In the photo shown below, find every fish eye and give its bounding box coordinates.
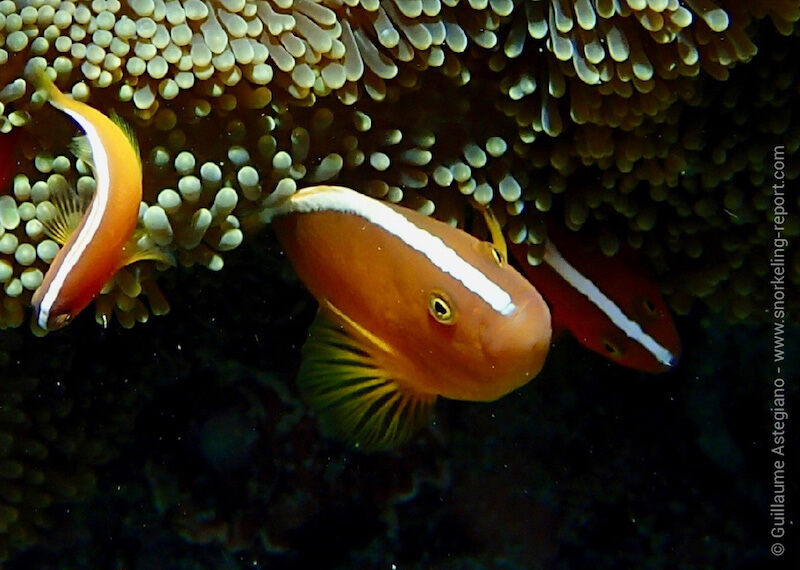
[601,338,623,359]
[490,246,504,266]
[428,291,456,325]
[642,297,657,316]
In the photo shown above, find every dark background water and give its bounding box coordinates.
[1,230,796,569]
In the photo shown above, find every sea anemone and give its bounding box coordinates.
[0,1,797,330]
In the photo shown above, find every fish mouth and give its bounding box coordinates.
[660,348,680,370]
[468,295,552,401]
[480,295,552,364]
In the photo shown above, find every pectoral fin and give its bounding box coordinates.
[297,305,436,452]
[119,229,175,268]
[39,184,86,245]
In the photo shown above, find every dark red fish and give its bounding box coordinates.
[510,224,681,373]
[0,128,21,193]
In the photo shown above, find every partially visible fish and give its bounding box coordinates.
[265,185,552,450]
[28,67,144,330]
[0,128,21,192]
[510,224,681,373]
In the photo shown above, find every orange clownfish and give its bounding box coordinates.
[264,185,552,450]
[28,68,144,331]
[509,225,680,373]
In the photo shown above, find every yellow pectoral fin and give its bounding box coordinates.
[119,229,175,268]
[297,305,437,452]
[40,185,85,245]
[323,300,397,358]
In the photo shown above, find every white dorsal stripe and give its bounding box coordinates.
[267,186,517,316]
[542,240,675,367]
[37,103,111,329]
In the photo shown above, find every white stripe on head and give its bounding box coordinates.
[543,240,675,367]
[270,186,517,316]
[37,104,111,329]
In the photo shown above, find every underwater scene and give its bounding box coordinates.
[0,0,798,568]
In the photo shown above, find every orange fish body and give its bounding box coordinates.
[29,69,142,330]
[510,224,680,373]
[267,185,552,449]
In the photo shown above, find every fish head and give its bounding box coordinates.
[509,226,682,374]
[583,290,681,373]
[474,289,553,397]
[31,286,78,331]
[411,248,552,402]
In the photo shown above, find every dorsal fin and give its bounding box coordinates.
[473,200,508,263]
[297,304,436,451]
[109,110,141,167]
[68,113,141,169]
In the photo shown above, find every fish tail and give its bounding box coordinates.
[26,62,67,108]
